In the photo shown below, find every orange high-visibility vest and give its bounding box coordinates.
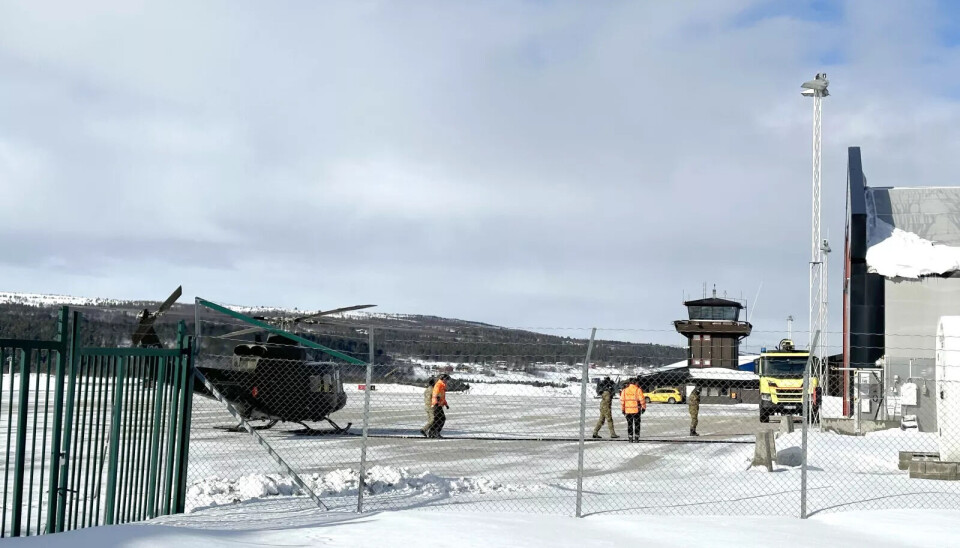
[621,385,645,414]
[432,379,447,406]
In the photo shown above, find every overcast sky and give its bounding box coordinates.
[3,1,960,349]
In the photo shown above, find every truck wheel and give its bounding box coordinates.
[760,412,770,423]
[668,397,676,404]
[644,397,651,404]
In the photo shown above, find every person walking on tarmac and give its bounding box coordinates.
[688,384,701,436]
[621,378,646,443]
[420,376,436,437]
[429,373,450,438]
[592,377,620,439]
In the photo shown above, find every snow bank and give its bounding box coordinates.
[343,382,581,397]
[466,383,579,397]
[821,395,843,418]
[311,465,523,497]
[186,466,532,512]
[343,383,424,394]
[772,428,937,473]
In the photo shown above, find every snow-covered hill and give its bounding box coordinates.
[0,292,132,308]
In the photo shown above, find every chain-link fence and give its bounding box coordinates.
[181,305,960,519]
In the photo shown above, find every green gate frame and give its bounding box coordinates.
[1,307,194,538]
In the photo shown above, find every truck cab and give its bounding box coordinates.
[758,339,819,423]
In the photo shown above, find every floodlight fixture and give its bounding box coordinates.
[801,73,829,97]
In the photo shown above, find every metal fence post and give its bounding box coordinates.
[145,350,169,518]
[45,307,69,534]
[11,349,32,536]
[161,350,182,516]
[575,328,597,518]
[54,312,82,532]
[173,323,194,514]
[801,329,821,519]
[357,327,375,513]
[104,356,126,525]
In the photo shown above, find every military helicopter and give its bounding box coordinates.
[131,287,375,434]
[204,303,376,433]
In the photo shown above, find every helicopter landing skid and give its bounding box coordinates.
[216,419,279,432]
[290,419,353,436]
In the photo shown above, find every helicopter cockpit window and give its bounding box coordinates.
[309,373,335,393]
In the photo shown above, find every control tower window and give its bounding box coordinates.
[687,306,739,321]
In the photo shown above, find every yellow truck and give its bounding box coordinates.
[758,339,819,423]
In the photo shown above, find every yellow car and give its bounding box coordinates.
[645,388,683,404]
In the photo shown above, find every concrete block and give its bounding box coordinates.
[899,451,939,470]
[749,431,776,472]
[909,459,960,480]
[779,417,795,436]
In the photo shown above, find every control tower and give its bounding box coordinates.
[674,290,752,369]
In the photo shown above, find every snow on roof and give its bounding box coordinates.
[660,359,688,371]
[866,187,960,279]
[654,354,758,374]
[689,368,758,381]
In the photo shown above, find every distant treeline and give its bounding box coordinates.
[0,304,685,368]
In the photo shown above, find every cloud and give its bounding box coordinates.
[1,0,960,349]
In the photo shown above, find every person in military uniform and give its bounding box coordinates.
[688,384,701,436]
[592,377,620,439]
[420,376,436,437]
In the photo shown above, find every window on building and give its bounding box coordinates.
[687,306,739,321]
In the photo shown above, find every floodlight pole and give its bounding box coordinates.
[803,74,829,388]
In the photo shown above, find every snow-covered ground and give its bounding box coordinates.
[181,382,960,517]
[7,374,960,539]
[5,506,959,547]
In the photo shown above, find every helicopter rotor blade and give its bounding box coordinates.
[218,305,375,339]
[155,286,183,317]
[220,326,266,339]
[293,304,376,323]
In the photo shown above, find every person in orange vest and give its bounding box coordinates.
[620,378,646,443]
[429,373,451,438]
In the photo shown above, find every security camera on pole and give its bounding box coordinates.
[802,73,828,423]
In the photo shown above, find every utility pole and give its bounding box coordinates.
[802,73,829,384]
